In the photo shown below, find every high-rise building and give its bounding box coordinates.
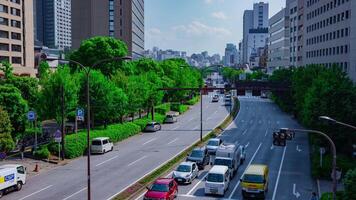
[242,2,269,65]
[35,0,72,50]
[267,8,290,74]
[224,43,238,66]
[303,0,356,81]
[0,0,35,77]
[289,0,304,67]
[72,0,144,59]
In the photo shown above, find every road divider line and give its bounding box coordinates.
[167,138,179,145]
[62,187,87,200]
[228,142,262,199]
[272,146,287,200]
[172,126,180,130]
[245,142,250,148]
[143,138,156,145]
[128,156,147,167]
[95,155,119,167]
[186,173,209,195]
[242,129,247,135]
[265,129,268,137]
[18,185,53,200]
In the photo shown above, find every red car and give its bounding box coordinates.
[143,178,178,200]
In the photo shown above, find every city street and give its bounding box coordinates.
[138,97,316,200]
[1,91,231,200]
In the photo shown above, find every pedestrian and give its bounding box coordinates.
[310,192,318,200]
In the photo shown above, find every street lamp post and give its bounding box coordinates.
[43,55,131,200]
[280,128,337,200]
[319,116,356,130]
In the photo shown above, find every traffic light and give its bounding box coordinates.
[279,128,295,140]
[273,131,286,146]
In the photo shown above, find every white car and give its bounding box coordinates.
[91,137,114,154]
[144,122,162,132]
[172,162,199,184]
[206,138,223,155]
[205,165,230,196]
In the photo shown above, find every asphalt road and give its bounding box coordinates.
[141,96,316,200]
[2,92,231,200]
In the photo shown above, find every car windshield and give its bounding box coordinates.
[242,174,264,183]
[190,150,203,158]
[150,183,169,192]
[176,165,191,172]
[206,173,224,183]
[207,140,219,146]
[146,123,154,127]
[92,140,101,145]
[214,159,232,168]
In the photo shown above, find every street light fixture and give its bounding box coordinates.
[279,128,337,200]
[42,55,131,200]
[319,116,356,130]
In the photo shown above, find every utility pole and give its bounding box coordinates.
[61,85,65,160]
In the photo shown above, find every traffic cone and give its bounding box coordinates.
[33,164,39,172]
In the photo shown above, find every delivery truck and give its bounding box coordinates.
[0,164,26,198]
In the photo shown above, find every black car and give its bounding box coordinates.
[186,147,210,170]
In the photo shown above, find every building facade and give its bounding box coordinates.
[224,43,238,67]
[267,8,290,73]
[0,0,35,77]
[303,0,356,81]
[242,10,253,64]
[72,0,144,59]
[253,2,269,29]
[35,0,71,49]
[247,28,269,68]
[289,0,304,67]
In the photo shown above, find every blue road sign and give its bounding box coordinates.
[27,111,36,121]
[76,108,84,121]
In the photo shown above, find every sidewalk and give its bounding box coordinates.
[317,179,344,198]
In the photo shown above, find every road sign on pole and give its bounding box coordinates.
[76,108,84,121]
[54,130,62,143]
[27,111,36,122]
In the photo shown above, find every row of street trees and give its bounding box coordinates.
[0,36,202,153]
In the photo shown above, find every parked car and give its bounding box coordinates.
[144,122,162,132]
[204,165,230,196]
[0,164,26,198]
[241,164,269,199]
[206,138,223,155]
[143,178,178,200]
[91,137,114,154]
[186,147,210,169]
[172,162,199,184]
[164,112,178,123]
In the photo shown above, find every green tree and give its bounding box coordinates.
[5,76,39,110]
[38,61,50,82]
[0,61,13,79]
[125,75,150,117]
[40,65,79,123]
[344,168,356,200]
[70,36,128,76]
[0,107,15,153]
[0,85,28,134]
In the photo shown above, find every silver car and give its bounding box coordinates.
[172,162,199,184]
[206,138,223,155]
[144,122,161,132]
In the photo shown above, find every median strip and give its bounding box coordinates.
[111,98,240,200]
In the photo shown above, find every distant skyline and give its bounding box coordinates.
[145,0,286,55]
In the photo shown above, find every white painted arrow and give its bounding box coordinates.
[245,142,250,148]
[293,184,301,198]
[270,145,274,150]
[296,145,302,152]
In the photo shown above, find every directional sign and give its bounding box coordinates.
[54,130,62,143]
[27,111,36,122]
[76,108,84,121]
[0,152,6,159]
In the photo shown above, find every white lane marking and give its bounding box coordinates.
[293,183,301,198]
[271,145,274,150]
[272,146,287,200]
[265,129,268,137]
[62,187,87,200]
[296,145,302,152]
[167,138,179,145]
[172,126,180,130]
[245,142,250,148]
[18,185,53,200]
[186,173,209,195]
[143,138,156,145]
[96,155,119,167]
[228,142,263,199]
[242,129,247,135]
[178,194,197,198]
[128,156,147,167]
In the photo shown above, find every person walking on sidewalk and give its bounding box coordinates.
[310,192,318,200]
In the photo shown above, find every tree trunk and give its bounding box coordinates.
[139,110,142,118]
[151,105,155,121]
[131,113,134,122]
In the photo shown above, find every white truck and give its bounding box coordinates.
[213,143,245,178]
[0,164,26,198]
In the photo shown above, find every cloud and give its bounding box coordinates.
[204,0,225,4]
[172,21,231,37]
[211,12,228,20]
[147,28,162,36]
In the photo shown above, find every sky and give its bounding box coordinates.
[145,0,286,56]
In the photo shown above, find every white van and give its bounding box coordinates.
[205,165,230,196]
[91,137,114,154]
[214,143,246,178]
[0,164,26,198]
[164,112,178,123]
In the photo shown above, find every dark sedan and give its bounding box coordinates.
[186,147,210,170]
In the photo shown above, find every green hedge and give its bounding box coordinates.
[186,96,200,105]
[63,114,165,159]
[155,103,170,115]
[34,146,50,159]
[171,104,188,114]
[320,192,344,200]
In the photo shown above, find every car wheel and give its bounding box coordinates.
[0,190,3,198]
[103,149,106,154]
[111,146,114,151]
[16,182,22,191]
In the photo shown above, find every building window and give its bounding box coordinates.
[11,32,21,40]
[0,56,9,62]
[0,30,8,38]
[10,0,20,4]
[10,8,20,16]
[0,17,8,26]
[11,20,21,28]
[11,44,21,52]
[0,4,8,13]
[11,56,21,64]
[0,43,9,51]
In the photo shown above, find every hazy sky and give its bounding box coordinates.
[145,0,286,55]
